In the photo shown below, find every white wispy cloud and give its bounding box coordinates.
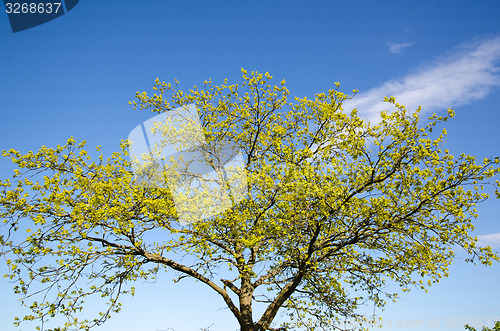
[343,36,500,123]
[477,232,500,249]
[388,42,413,54]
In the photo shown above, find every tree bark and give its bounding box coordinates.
[239,272,255,331]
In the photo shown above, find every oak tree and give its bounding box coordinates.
[1,70,499,331]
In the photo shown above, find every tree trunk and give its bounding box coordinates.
[239,272,256,331]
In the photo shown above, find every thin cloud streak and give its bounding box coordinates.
[477,232,500,249]
[343,36,500,123]
[388,42,413,54]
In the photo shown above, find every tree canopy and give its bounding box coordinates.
[1,70,499,331]
[465,321,500,331]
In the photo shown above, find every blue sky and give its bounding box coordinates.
[1,1,500,330]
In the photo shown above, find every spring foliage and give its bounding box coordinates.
[1,70,500,331]
[465,321,500,331]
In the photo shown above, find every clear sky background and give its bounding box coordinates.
[1,1,500,330]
